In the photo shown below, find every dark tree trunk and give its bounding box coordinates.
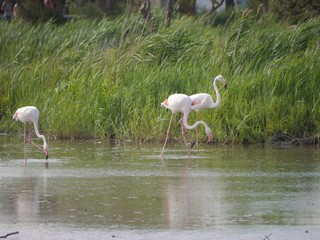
[225,0,234,9]
[204,0,225,18]
[176,0,196,15]
[139,0,152,21]
[15,0,29,17]
[139,0,157,32]
[165,0,174,27]
[53,0,65,21]
[260,0,269,12]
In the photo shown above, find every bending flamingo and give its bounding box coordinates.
[189,75,228,145]
[160,93,213,157]
[13,106,49,160]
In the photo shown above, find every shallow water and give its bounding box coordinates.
[1,135,320,239]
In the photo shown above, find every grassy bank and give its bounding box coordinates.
[1,12,319,144]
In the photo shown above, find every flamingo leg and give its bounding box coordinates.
[180,114,190,158]
[161,112,174,158]
[24,123,27,162]
[28,123,32,143]
[28,123,45,153]
[23,123,27,146]
[195,112,199,151]
[178,117,196,148]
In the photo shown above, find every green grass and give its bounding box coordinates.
[1,12,319,144]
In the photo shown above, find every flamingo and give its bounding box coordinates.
[189,75,228,145]
[160,93,213,157]
[13,106,49,160]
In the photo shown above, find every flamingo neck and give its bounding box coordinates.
[211,78,221,108]
[33,121,48,149]
[182,112,210,133]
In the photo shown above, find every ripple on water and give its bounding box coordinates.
[0,224,320,240]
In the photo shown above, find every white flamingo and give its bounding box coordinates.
[13,106,49,160]
[160,93,213,157]
[189,75,228,145]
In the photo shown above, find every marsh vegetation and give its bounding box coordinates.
[1,11,319,144]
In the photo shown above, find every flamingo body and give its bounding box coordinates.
[190,75,228,112]
[13,106,40,124]
[161,93,192,114]
[13,106,49,160]
[189,75,228,145]
[160,94,213,157]
[190,93,215,111]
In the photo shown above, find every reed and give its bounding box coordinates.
[1,12,319,144]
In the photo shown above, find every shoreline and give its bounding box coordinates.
[1,132,319,147]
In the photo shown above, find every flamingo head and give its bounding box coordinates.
[206,128,213,143]
[215,75,228,89]
[43,143,49,160]
[12,111,18,121]
[161,98,169,108]
[223,81,228,89]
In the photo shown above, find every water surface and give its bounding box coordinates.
[1,135,320,239]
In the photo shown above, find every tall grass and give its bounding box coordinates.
[1,12,319,144]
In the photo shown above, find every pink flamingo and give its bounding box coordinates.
[189,75,228,145]
[160,93,213,157]
[13,106,49,160]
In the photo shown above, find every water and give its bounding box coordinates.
[1,135,320,239]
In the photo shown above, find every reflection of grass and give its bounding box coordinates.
[1,13,319,144]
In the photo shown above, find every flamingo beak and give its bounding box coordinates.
[207,133,213,143]
[12,113,18,120]
[44,150,49,160]
[223,79,228,90]
[161,99,169,108]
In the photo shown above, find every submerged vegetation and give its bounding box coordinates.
[1,11,319,144]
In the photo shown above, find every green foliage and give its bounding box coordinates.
[133,26,196,64]
[248,0,261,10]
[226,13,320,72]
[271,0,320,24]
[82,2,106,19]
[205,8,242,27]
[1,12,319,144]
[15,0,62,22]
